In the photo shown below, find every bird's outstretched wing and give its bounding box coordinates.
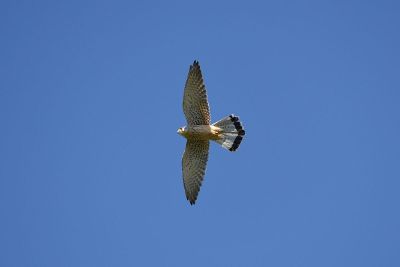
[182,140,209,205]
[183,61,211,126]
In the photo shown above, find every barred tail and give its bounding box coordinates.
[212,114,245,152]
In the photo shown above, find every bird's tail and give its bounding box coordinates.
[212,114,245,151]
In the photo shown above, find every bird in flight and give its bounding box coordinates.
[177,60,245,205]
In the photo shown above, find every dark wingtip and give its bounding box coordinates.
[190,197,197,205]
[187,194,197,205]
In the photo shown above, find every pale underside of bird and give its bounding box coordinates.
[177,60,245,205]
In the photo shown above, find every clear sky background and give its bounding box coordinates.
[1,1,399,266]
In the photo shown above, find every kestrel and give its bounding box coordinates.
[177,60,245,205]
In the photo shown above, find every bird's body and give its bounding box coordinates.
[178,125,222,141]
[178,61,245,205]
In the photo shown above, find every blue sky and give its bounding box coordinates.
[1,1,399,266]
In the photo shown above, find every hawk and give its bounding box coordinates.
[177,60,245,205]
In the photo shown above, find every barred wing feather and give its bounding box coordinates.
[183,61,211,126]
[182,140,209,205]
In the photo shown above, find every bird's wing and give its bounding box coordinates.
[183,61,211,125]
[182,140,209,205]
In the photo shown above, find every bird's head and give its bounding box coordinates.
[177,126,187,136]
